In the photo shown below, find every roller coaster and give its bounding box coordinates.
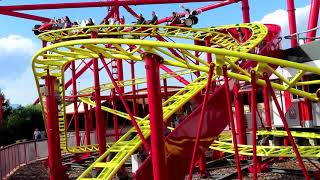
[2,0,320,180]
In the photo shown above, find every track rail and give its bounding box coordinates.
[211,130,320,157]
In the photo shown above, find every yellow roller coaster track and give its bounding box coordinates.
[34,23,267,154]
[31,24,320,179]
[212,130,320,157]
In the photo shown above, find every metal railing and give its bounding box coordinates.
[0,130,99,179]
[284,26,320,44]
[0,139,48,179]
[0,128,128,179]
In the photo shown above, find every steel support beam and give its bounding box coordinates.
[71,61,80,146]
[0,10,50,22]
[188,64,214,180]
[251,70,257,180]
[92,31,106,156]
[223,66,242,180]
[0,0,227,11]
[306,0,320,43]
[45,74,66,180]
[144,53,167,180]
[241,0,250,23]
[265,73,310,180]
[234,82,247,145]
[263,85,272,128]
[83,103,91,145]
[287,0,298,47]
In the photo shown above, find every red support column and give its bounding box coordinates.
[284,91,292,112]
[264,73,310,180]
[93,56,106,155]
[112,90,119,140]
[306,0,320,43]
[131,60,138,116]
[144,53,168,180]
[117,59,124,93]
[71,61,80,146]
[301,76,313,121]
[205,37,212,63]
[241,0,250,23]
[92,31,106,156]
[250,71,258,180]
[83,103,91,145]
[114,5,120,22]
[89,105,93,135]
[100,55,150,151]
[234,82,247,145]
[142,98,147,116]
[163,78,168,100]
[263,85,272,128]
[287,0,298,47]
[194,40,201,77]
[188,64,214,180]
[45,74,66,180]
[223,66,242,180]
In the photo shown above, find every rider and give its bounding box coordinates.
[147,11,158,25]
[64,16,72,28]
[136,14,146,24]
[169,12,181,25]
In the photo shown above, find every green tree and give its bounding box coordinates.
[6,105,44,140]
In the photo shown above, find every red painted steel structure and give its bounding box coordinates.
[71,61,80,146]
[45,74,66,180]
[188,64,214,180]
[91,31,106,156]
[241,0,250,23]
[83,103,91,145]
[131,60,138,116]
[287,0,298,47]
[306,0,320,43]
[301,76,313,122]
[144,53,168,180]
[205,37,213,63]
[264,73,310,180]
[0,0,226,11]
[100,55,150,151]
[222,66,242,180]
[250,70,258,180]
[234,82,247,145]
[2,0,320,179]
[0,10,50,22]
[263,85,272,128]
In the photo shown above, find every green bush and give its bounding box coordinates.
[0,90,44,146]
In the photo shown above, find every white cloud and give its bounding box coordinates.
[0,68,37,105]
[258,5,311,48]
[0,35,38,56]
[0,34,39,105]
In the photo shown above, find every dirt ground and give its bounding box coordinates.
[8,158,320,179]
[8,161,49,180]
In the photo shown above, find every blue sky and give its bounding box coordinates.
[0,0,313,105]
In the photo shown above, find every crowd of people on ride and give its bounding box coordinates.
[33,5,201,35]
[134,6,200,27]
[33,16,100,35]
[167,5,201,27]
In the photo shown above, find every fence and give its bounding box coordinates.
[0,139,48,179]
[0,130,98,179]
[0,128,129,179]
